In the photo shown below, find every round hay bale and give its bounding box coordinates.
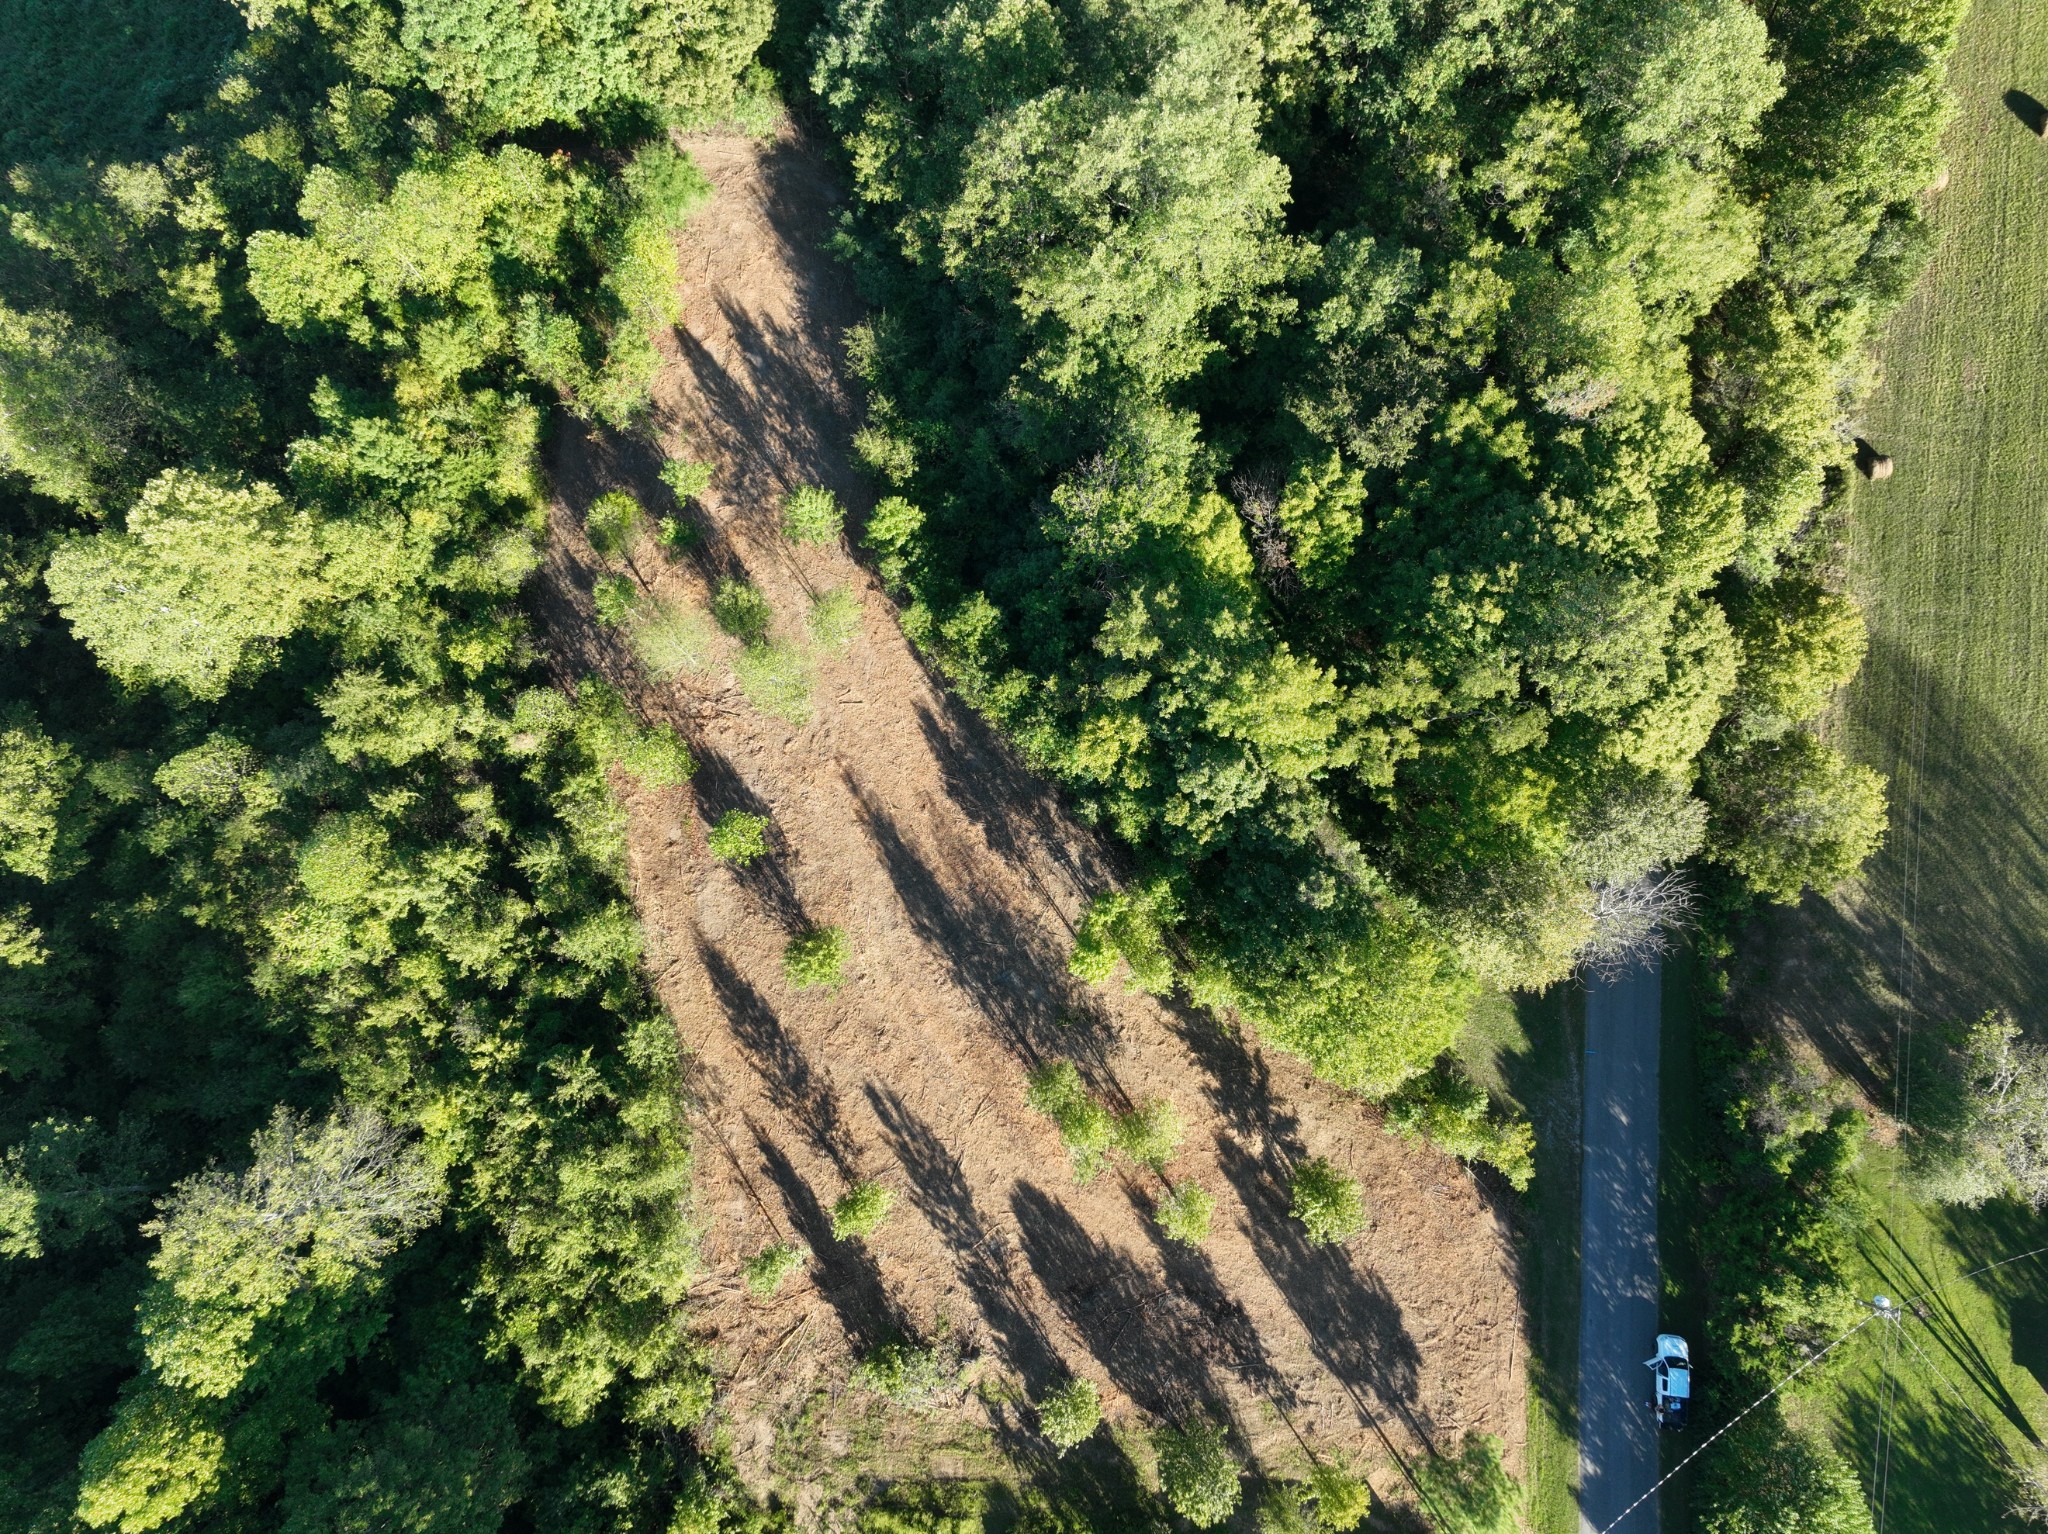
[1865,454,1894,481]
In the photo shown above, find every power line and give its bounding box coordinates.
[1593,1309,1885,1534]
[1591,1242,2048,1534]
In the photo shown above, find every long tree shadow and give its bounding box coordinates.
[1215,1138,1431,1453]
[1010,1181,1234,1421]
[1122,1180,1288,1412]
[867,1083,1062,1389]
[844,770,1112,1078]
[1936,1197,2048,1404]
[700,940,855,1176]
[1862,1219,2039,1441]
[751,1125,905,1352]
[1743,639,2048,1097]
[688,745,809,930]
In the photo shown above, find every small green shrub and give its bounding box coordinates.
[711,578,773,643]
[592,573,638,626]
[661,457,716,504]
[1411,1432,1521,1534]
[584,490,640,556]
[1154,1181,1214,1246]
[707,809,771,865]
[831,1180,894,1241]
[1024,1061,1114,1182]
[735,640,814,725]
[629,602,715,678]
[783,925,848,991]
[743,1240,807,1298]
[1305,1460,1371,1532]
[1036,1377,1101,1454]
[1289,1157,1367,1246]
[1112,1097,1184,1170]
[782,484,844,544]
[655,513,701,552]
[809,585,863,649]
[1153,1420,1240,1529]
[852,1340,949,1406]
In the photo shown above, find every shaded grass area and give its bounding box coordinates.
[1737,0,2048,1525]
[1820,1149,2048,1534]
[1464,986,1582,1534]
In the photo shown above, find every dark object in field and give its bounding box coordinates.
[2004,89,2048,137]
[1854,439,1894,481]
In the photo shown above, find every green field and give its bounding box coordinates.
[1747,0,2048,1523]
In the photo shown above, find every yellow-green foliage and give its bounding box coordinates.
[742,1241,807,1298]
[1036,1377,1101,1454]
[734,641,814,725]
[1288,1157,1367,1246]
[830,1181,894,1241]
[711,579,772,644]
[706,809,771,866]
[1111,1097,1184,1170]
[585,491,640,557]
[809,586,862,649]
[1024,1061,1114,1182]
[1153,1182,1214,1246]
[628,600,716,678]
[781,485,844,545]
[783,926,848,990]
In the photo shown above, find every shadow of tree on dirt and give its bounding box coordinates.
[751,1124,907,1352]
[1010,1180,1238,1421]
[688,746,810,930]
[1122,1181,1288,1412]
[1216,1138,1432,1452]
[867,1083,1063,1389]
[701,940,856,1176]
[844,770,1106,1077]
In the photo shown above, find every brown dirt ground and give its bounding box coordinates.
[533,123,1525,1520]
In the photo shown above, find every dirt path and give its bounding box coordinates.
[535,123,1526,1515]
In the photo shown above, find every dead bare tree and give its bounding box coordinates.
[1578,867,1697,978]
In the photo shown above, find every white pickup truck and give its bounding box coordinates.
[1646,1334,1693,1430]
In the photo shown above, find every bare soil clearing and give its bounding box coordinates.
[533,124,1524,1515]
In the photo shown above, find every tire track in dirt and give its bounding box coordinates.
[533,122,1526,1512]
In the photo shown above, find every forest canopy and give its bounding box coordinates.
[0,0,766,1527]
[815,0,1956,1107]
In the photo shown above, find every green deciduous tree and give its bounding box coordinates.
[44,471,327,699]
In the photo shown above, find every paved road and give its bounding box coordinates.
[1578,957,1663,1534]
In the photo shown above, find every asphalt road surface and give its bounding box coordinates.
[1578,957,1663,1534]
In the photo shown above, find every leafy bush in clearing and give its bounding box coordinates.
[1036,1377,1100,1455]
[628,601,715,678]
[742,1241,806,1298]
[592,573,637,626]
[1305,1460,1371,1532]
[661,457,715,504]
[1024,1061,1113,1182]
[1112,1097,1184,1170]
[706,809,771,866]
[711,578,772,643]
[783,925,848,991]
[1289,1157,1366,1246]
[735,640,814,725]
[782,484,843,545]
[1386,1064,1536,1191]
[1153,1420,1240,1529]
[655,513,701,552]
[810,585,862,649]
[851,1340,946,1405]
[1154,1181,1214,1246]
[584,490,640,557]
[831,1180,893,1241]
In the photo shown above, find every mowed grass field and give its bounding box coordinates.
[1743,0,2048,1526]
